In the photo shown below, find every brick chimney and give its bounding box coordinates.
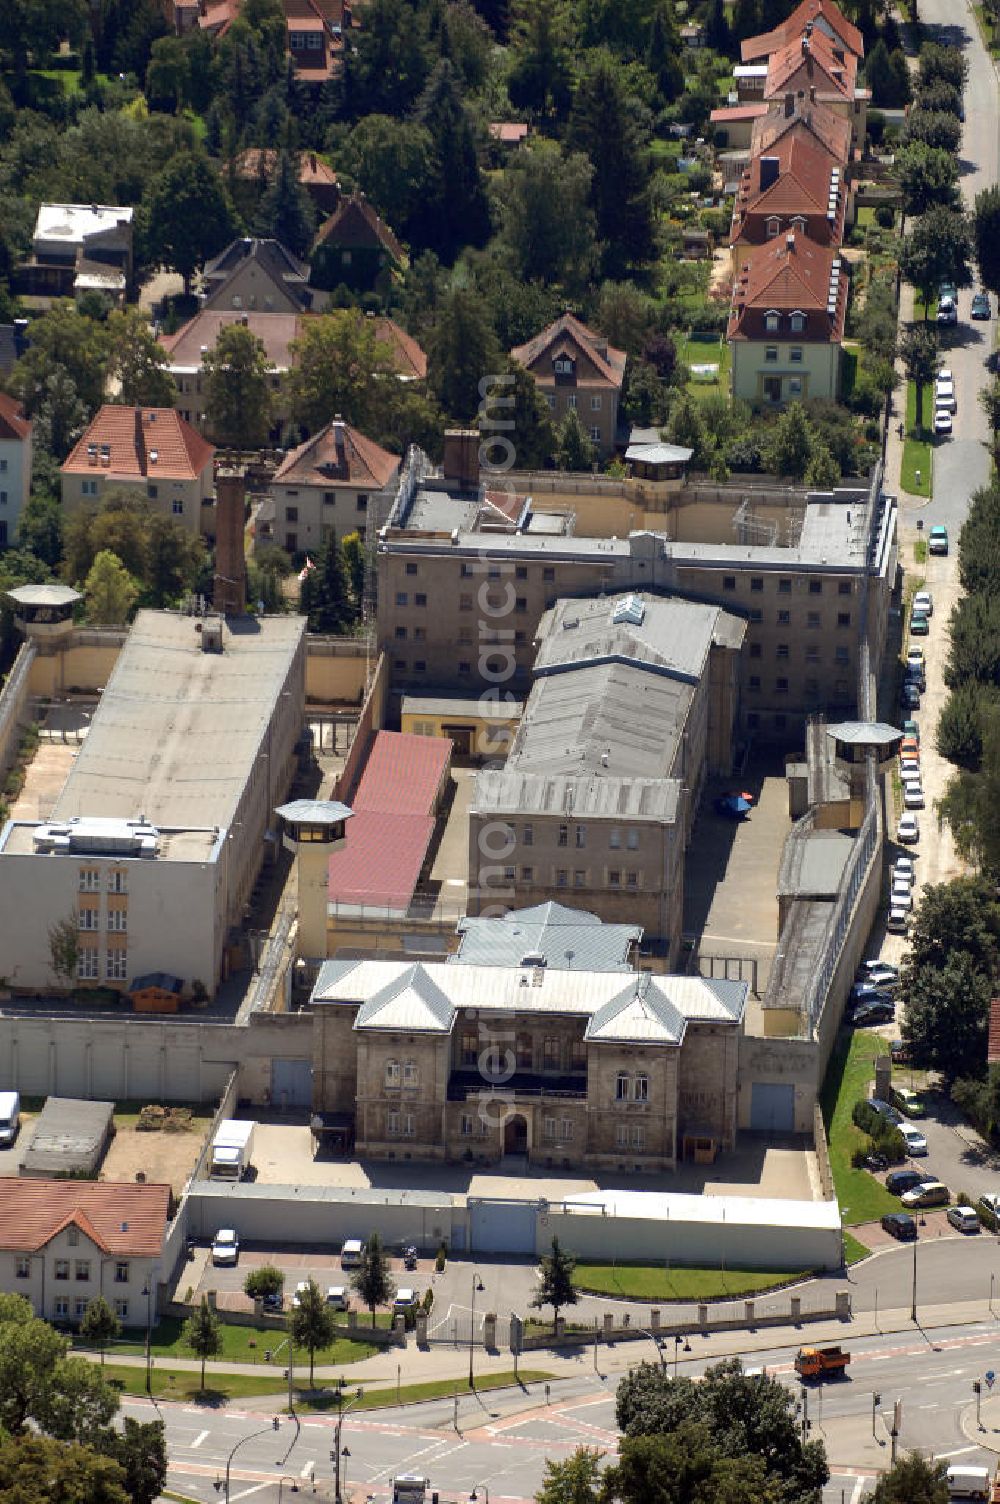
[214,465,248,617]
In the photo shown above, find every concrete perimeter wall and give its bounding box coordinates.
[0,641,36,783]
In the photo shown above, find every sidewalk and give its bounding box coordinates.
[95,1295,999,1401]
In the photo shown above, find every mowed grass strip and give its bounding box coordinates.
[820,1029,898,1226]
[573,1263,805,1302]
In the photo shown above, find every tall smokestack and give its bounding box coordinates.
[214,465,248,617]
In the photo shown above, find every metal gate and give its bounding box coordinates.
[749,1082,795,1133]
[270,1059,312,1108]
[469,1198,540,1256]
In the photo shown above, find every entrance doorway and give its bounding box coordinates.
[503,1113,528,1155]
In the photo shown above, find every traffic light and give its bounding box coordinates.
[974,1382,983,1395]
[873,1393,881,1407]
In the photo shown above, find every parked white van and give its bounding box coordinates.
[340,1239,364,1268]
[0,1092,20,1148]
[946,1464,990,1499]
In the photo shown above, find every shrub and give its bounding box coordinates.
[877,205,895,229]
[422,1287,434,1312]
[852,1099,881,1135]
[435,1242,447,1273]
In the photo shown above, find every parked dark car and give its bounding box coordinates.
[850,983,894,1005]
[881,1212,918,1240]
[853,1000,895,1026]
[886,1168,932,1196]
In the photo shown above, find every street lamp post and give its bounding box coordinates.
[910,1238,917,1324]
[219,1420,280,1504]
[468,1272,484,1389]
[641,1330,666,1369]
[872,1392,881,1438]
[141,1281,153,1397]
[471,1485,490,1504]
[331,1386,364,1504]
[278,1477,299,1504]
[673,1334,690,1378]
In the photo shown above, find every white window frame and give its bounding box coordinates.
[77,949,99,980]
[765,310,780,331]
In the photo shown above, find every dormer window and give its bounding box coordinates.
[791,216,807,232]
[764,310,780,332]
[553,356,575,376]
[790,310,806,332]
[766,217,781,239]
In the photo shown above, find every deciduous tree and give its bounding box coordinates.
[202,323,274,450]
[96,1417,168,1504]
[496,141,598,291]
[183,1298,221,1391]
[765,402,813,479]
[902,108,962,154]
[288,311,396,434]
[350,1231,395,1327]
[899,323,939,427]
[973,186,1000,301]
[80,1298,121,1367]
[84,550,140,625]
[895,143,959,217]
[143,152,239,294]
[899,207,974,318]
[106,308,176,408]
[535,1446,602,1504]
[558,408,596,472]
[288,1278,336,1386]
[426,288,503,422]
[0,1432,128,1504]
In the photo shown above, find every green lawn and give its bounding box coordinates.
[676,332,730,400]
[33,67,114,94]
[914,538,928,565]
[842,1231,871,1265]
[77,1315,378,1367]
[573,1262,805,1302]
[103,1363,553,1410]
[820,1030,898,1226]
[972,4,1000,54]
[901,381,933,498]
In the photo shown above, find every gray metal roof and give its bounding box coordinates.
[311,959,746,1039]
[471,769,682,823]
[275,799,353,825]
[400,694,524,721]
[50,611,304,835]
[7,584,82,607]
[625,443,693,464]
[453,902,642,971]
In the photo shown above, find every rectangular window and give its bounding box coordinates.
[523,824,533,846]
[55,1298,69,1319]
[558,825,568,847]
[461,1032,477,1066]
[608,869,621,886]
[403,1061,417,1084]
[75,1299,87,1320]
[458,661,471,675]
[609,828,621,849]
[15,1257,29,1279]
[77,949,98,980]
[521,866,534,881]
[285,505,298,522]
[776,644,789,659]
[515,596,527,612]
[632,1125,646,1151]
[543,1116,556,1140]
[838,581,852,596]
[114,1299,128,1320]
[78,908,100,931]
[405,562,418,576]
[515,565,528,579]
[835,646,850,665]
[75,1261,90,1281]
[55,1260,70,1281]
[722,575,736,591]
[556,869,568,888]
[749,607,762,623]
[543,1037,559,1069]
[776,677,789,693]
[634,1075,648,1102]
[560,1118,573,1139]
[591,395,602,410]
[809,580,822,594]
[79,869,100,893]
[460,1114,473,1137]
[413,627,426,642]
[285,533,297,552]
[357,494,368,512]
[388,1110,400,1136]
[807,611,821,628]
[749,675,761,691]
[107,909,127,932]
[415,593,427,607]
[616,1122,629,1146]
[765,345,778,362]
[413,660,426,673]
[589,427,601,442]
[750,576,763,592]
[778,578,792,594]
[749,643,762,659]
[567,394,577,409]
[82,479,97,497]
[575,826,586,848]
[571,1039,586,1070]
[459,593,473,611]
[107,871,127,894]
[837,611,851,627]
[147,484,158,500]
[115,1262,129,1284]
[790,347,803,363]
[626,829,639,850]
[543,567,555,582]
[777,610,790,625]
[395,626,407,640]
[625,871,638,888]
[616,1074,629,1101]
[67,1227,78,1247]
[788,377,802,396]
[805,645,819,663]
[574,870,585,887]
[106,949,128,981]
[395,592,408,606]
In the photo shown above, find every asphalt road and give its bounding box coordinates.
[146,1313,1000,1504]
[916,0,998,539]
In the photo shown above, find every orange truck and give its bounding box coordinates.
[794,1346,851,1379]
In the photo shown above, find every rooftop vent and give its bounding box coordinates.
[149,449,158,464]
[520,951,547,968]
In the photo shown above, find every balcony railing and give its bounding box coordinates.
[447,1069,588,1102]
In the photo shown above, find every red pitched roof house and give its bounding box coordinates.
[0,392,32,547]
[763,26,867,150]
[199,0,354,79]
[0,1176,170,1323]
[511,313,626,456]
[269,418,401,552]
[731,132,849,248]
[232,148,340,213]
[751,95,853,168]
[742,0,864,64]
[61,406,216,535]
[728,232,848,405]
[311,193,405,295]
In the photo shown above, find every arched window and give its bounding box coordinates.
[765,309,780,332]
[790,310,806,332]
[766,217,780,239]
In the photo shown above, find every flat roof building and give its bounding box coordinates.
[0,610,306,995]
